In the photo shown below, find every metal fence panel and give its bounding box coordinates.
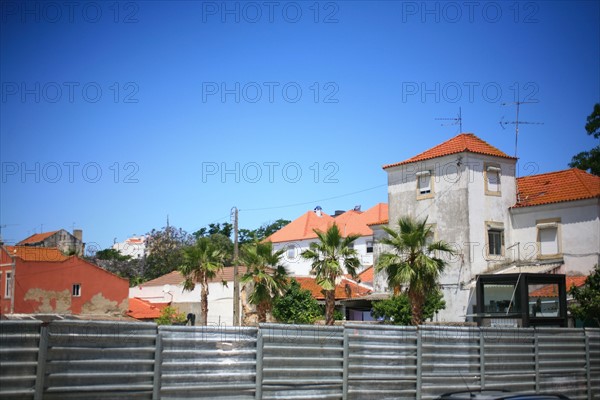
[481,327,537,393]
[43,320,156,400]
[260,324,344,400]
[420,326,482,400]
[158,325,257,400]
[345,323,417,400]
[0,320,42,399]
[537,328,589,400]
[586,329,600,400]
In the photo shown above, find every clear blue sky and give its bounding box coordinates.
[1,0,599,251]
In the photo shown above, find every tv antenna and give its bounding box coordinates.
[499,101,543,159]
[435,107,463,132]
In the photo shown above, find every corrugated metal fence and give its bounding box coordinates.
[0,321,598,399]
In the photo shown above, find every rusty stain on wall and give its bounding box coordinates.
[24,288,71,313]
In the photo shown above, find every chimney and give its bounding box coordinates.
[314,206,322,217]
[73,229,83,242]
[334,210,345,217]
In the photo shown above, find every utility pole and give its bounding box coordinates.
[231,207,240,326]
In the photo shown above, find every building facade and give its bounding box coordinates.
[17,229,84,257]
[377,133,599,322]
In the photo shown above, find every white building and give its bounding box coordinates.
[377,133,599,322]
[129,267,245,326]
[266,203,388,276]
[113,236,147,259]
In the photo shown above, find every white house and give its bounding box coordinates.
[129,266,245,326]
[113,236,147,259]
[266,203,388,276]
[377,133,599,322]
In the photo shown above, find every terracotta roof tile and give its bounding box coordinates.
[266,204,388,243]
[140,266,248,288]
[5,246,69,262]
[383,133,515,169]
[358,266,374,285]
[126,298,169,319]
[514,168,600,208]
[295,277,372,300]
[529,276,588,298]
[17,231,59,245]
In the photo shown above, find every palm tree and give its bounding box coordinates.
[301,223,360,325]
[179,237,225,326]
[375,216,454,326]
[240,241,288,323]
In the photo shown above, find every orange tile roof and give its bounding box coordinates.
[367,219,389,226]
[17,231,59,245]
[529,276,588,298]
[296,276,372,300]
[383,133,516,169]
[5,246,69,262]
[267,204,388,243]
[514,168,600,208]
[127,297,169,319]
[265,210,335,242]
[358,266,374,285]
[140,266,248,288]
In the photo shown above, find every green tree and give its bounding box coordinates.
[272,278,322,324]
[375,217,454,326]
[240,241,289,323]
[301,224,360,325]
[239,219,291,244]
[371,290,446,325]
[569,103,600,175]
[91,248,144,286]
[179,237,225,325]
[569,264,600,327]
[155,306,187,326]
[145,225,193,280]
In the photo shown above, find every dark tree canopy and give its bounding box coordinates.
[569,264,600,327]
[570,103,600,175]
[144,225,193,280]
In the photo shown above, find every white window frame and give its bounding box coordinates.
[484,164,501,196]
[416,170,434,199]
[366,241,374,254]
[72,283,81,297]
[5,271,12,298]
[537,218,561,259]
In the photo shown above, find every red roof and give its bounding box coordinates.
[126,298,169,319]
[296,276,372,300]
[139,266,248,288]
[358,266,374,285]
[266,204,388,243]
[529,276,588,297]
[5,246,69,262]
[383,133,515,169]
[514,168,600,208]
[17,231,59,245]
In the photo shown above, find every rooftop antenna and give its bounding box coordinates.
[499,101,544,176]
[435,107,463,132]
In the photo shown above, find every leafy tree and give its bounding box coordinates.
[301,224,360,325]
[155,306,187,325]
[239,219,291,244]
[90,248,144,286]
[240,241,289,323]
[272,278,321,324]
[375,217,454,326]
[193,223,233,240]
[569,103,600,175]
[569,264,600,327]
[144,225,193,280]
[179,237,225,325]
[371,290,446,325]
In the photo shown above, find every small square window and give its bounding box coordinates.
[366,241,374,253]
[418,174,431,194]
[72,284,81,297]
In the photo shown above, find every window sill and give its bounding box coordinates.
[417,193,434,200]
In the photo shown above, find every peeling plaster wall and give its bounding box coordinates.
[24,288,71,313]
[81,293,125,314]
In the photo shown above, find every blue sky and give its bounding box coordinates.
[1,0,599,251]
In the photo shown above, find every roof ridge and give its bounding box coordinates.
[570,168,597,196]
